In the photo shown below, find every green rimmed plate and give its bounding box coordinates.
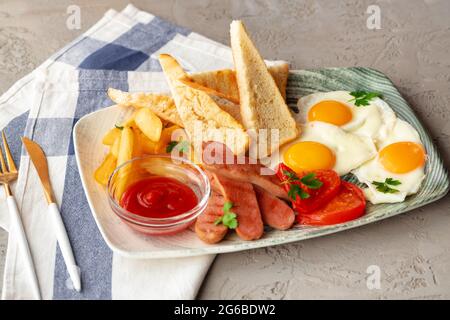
[74,67,449,259]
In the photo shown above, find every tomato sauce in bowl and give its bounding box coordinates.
[107,155,210,236]
[120,177,199,219]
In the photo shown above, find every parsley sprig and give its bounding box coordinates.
[281,170,300,184]
[282,171,323,201]
[372,178,401,194]
[288,184,310,200]
[166,140,190,153]
[214,201,238,229]
[349,91,382,107]
[300,173,324,189]
[166,141,178,153]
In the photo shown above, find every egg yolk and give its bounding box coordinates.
[283,141,336,172]
[379,142,425,174]
[308,100,353,126]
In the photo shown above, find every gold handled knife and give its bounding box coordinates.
[22,137,81,292]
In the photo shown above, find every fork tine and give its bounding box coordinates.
[0,139,7,174]
[2,131,16,173]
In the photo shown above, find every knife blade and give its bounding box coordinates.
[21,137,81,292]
[21,137,54,204]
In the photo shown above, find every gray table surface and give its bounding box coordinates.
[0,0,449,299]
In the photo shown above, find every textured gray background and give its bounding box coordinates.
[0,0,449,299]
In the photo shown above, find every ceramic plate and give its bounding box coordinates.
[73,68,449,259]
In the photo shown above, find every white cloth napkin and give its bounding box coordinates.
[0,4,241,300]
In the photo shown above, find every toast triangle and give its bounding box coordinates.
[159,54,249,155]
[189,61,290,103]
[230,20,299,157]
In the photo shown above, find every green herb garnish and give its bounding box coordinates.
[300,173,323,189]
[349,91,382,106]
[166,140,190,153]
[287,184,310,200]
[177,141,190,153]
[115,124,124,130]
[214,201,238,229]
[282,171,323,200]
[166,141,178,153]
[372,178,402,193]
[281,170,300,184]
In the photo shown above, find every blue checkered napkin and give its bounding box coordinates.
[0,4,232,300]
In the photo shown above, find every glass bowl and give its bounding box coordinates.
[107,155,210,236]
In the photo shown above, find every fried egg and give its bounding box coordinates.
[352,119,426,204]
[296,91,396,144]
[268,121,377,176]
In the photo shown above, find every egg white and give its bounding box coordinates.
[352,119,426,204]
[296,91,396,145]
[268,121,377,176]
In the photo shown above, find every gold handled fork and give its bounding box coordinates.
[0,131,41,299]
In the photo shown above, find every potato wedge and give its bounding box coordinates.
[134,108,163,142]
[115,127,135,199]
[132,128,144,158]
[94,153,117,186]
[136,129,158,154]
[110,136,121,158]
[117,126,134,166]
[156,125,183,153]
[102,127,121,145]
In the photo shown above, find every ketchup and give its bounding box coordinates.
[120,177,198,218]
